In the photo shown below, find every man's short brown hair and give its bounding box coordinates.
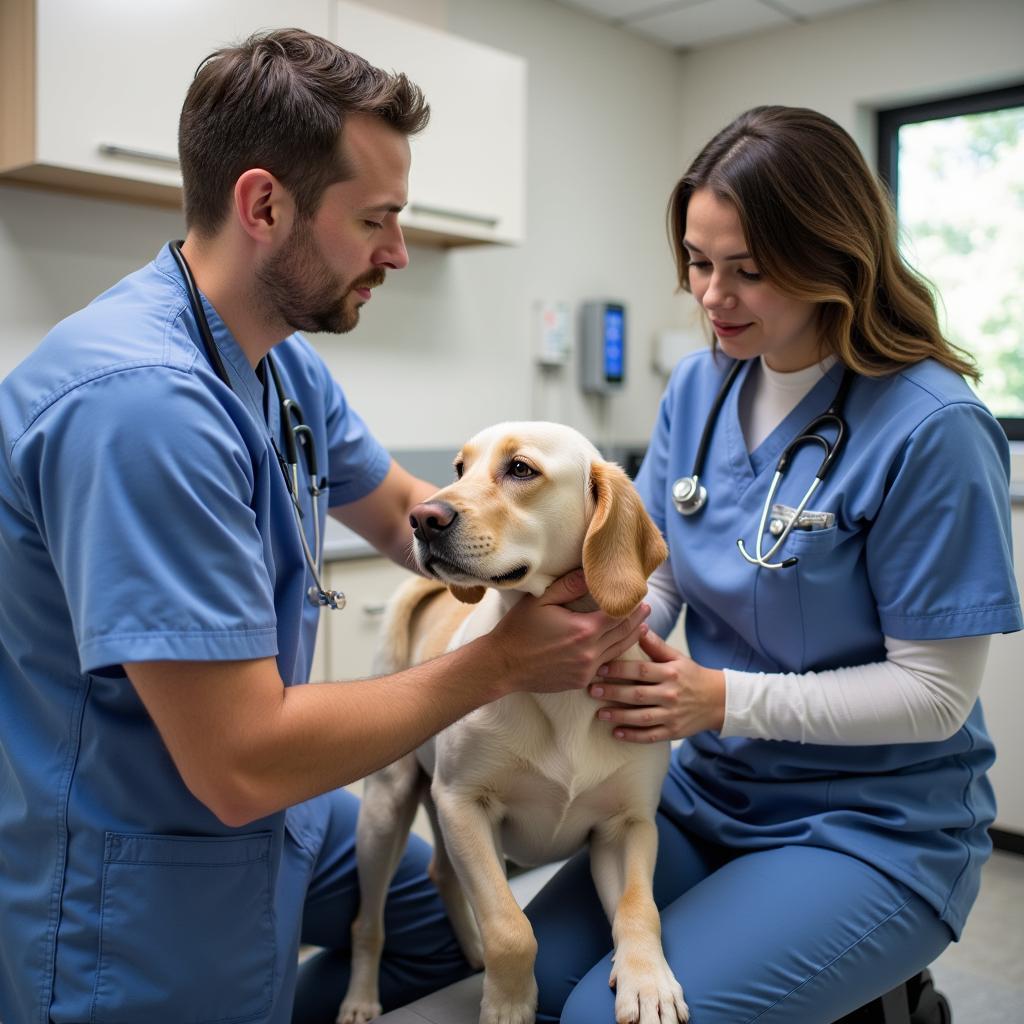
[178,28,429,236]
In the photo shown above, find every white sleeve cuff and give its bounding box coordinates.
[721,634,990,745]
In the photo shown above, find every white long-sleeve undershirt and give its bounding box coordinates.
[645,355,991,745]
[723,634,989,745]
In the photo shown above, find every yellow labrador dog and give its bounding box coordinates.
[338,422,688,1024]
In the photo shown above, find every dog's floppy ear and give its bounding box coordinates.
[448,583,486,604]
[582,461,668,618]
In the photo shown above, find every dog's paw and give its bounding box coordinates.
[336,997,382,1024]
[479,972,538,1024]
[478,998,537,1024]
[609,952,689,1024]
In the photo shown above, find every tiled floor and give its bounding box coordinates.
[929,849,1024,1022]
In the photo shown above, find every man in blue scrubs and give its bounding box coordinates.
[0,29,649,1024]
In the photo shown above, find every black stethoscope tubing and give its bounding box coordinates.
[672,356,855,570]
[670,357,744,515]
[168,240,345,609]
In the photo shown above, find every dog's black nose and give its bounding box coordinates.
[409,500,458,543]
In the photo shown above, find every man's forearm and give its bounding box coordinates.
[219,638,510,825]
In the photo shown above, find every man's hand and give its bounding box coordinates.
[488,570,651,698]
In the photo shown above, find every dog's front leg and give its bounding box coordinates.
[338,754,425,1024]
[591,816,689,1024]
[421,787,484,969]
[434,784,538,1024]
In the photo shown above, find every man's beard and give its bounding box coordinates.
[256,219,385,335]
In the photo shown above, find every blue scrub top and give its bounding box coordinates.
[0,245,391,1023]
[635,351,1022,938]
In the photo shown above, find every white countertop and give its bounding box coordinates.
[322,517,377,562]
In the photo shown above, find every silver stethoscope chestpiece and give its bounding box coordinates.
[672,475,707,516]
[308,585,347,610]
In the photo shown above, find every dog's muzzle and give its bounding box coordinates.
[410,499,459,544]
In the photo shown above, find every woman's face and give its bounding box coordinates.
[684,188,820,372]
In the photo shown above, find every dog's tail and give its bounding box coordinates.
[371,575,448,675]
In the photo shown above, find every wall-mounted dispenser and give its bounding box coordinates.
[579,301,626,394]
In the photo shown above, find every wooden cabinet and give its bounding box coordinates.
[312,556,414,682]
[334,1,526,247]
[1,0,526,247]
[312,556,434,839]
[0,0,327,207]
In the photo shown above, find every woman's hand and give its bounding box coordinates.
[589,630,726,743]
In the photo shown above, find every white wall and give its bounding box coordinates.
[0,188,186,373]
[988,496,1024,833]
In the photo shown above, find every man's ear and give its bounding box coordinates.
[233,168,294,243]
[582,461,667,617]
[449,584,486,605]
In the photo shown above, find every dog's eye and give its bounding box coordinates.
[454,461,464,479]
[509,460,537,479]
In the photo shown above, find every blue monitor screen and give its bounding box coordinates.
[603,306,624,382]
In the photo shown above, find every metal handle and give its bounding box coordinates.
[407,203,498,228]
[98,143,180,167]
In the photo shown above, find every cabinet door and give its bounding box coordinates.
[316,557,414,682]
[334,1,526,245]
[316,557,433,841]
[34,0,328,187]
[983,505,1024,834]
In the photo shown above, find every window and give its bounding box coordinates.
[878,84,1024,441]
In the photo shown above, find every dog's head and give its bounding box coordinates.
[409,422,667,616]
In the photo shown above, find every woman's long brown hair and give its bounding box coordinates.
[668,105,978,380]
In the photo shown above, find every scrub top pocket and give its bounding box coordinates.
[752,525,841,672]
[91,831,275,1024]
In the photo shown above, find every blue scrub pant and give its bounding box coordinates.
[526,812,952,1024]
[289,789,473,1024]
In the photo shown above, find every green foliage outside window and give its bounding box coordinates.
[896,106,1024,420]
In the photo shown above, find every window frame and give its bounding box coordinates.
[877,82,1024,442]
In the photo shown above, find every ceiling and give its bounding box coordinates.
[552,0,895,50]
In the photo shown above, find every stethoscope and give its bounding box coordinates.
[672,358,854,570]
[169,240,346,610]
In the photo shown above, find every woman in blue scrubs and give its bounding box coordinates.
[528,106,1022,1023]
